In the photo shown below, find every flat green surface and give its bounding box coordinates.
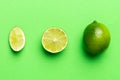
[0,0,120,80]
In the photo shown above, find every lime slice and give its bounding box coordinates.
[9,27,25,52]
[42,27,68,53]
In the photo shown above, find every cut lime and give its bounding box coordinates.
[9,27,25,52]
[42,27,68,53]
[83,21,110,55]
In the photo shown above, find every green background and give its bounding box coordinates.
[0,0,120,80]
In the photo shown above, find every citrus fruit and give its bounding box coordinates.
[42,27,68,53]
[83,21,110,55]
[9,27,25,52]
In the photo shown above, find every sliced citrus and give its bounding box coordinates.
[42,27,68,53]
[9,27,25,52]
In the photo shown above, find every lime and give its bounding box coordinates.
[42,27,68,53]
[83,21,110,55]
[9,27,25,52]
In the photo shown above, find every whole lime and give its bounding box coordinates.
[83,21,110,55]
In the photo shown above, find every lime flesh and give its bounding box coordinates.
[9,27,25,52]
[42,27,68,53]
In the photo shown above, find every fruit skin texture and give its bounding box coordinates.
[83,21,110,55]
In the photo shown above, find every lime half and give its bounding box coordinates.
[9,27,25,52]
[42,27,68,53]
